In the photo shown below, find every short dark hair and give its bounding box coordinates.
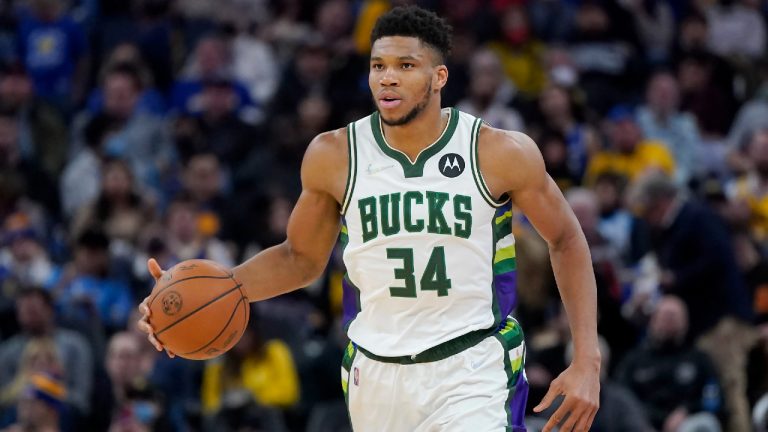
[16,286,54,308]
[370,6,452,63]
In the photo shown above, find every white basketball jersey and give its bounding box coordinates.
[339,108,518,357]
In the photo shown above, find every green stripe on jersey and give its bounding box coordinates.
[493,258,517,275]
[493,245,516,263]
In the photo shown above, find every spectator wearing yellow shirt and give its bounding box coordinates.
[726,129,768,242]
[585,105,676,185]
[201,318,299,413]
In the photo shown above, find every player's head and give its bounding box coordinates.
[369,6,452,126]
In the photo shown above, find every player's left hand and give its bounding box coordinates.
[533,361,600,432]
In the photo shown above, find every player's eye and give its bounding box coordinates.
[401,63,414,69]
[371,63,383,71]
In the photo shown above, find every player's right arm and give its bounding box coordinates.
[138,128,348,353]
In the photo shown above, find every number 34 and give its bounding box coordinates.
[387,247,451,298]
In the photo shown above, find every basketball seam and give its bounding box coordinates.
[155,284,242,336]
[148,274,233,309]
[179,295,247,356]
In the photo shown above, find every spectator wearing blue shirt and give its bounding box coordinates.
[637,70,702,185]
[17,0,88,112]
[48,228,132,334]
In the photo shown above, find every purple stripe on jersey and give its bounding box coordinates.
[509,373,529,431]
[494,271,517,319]
[342,277,359,328]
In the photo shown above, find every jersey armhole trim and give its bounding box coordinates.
[341,122,357,215]
[470,119,510,208]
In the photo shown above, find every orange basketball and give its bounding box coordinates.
[147,259,250,360]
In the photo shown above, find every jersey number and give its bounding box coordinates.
[387,247,451,297]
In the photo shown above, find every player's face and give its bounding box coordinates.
[369,36,448,126]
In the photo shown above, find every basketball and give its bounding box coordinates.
[147,259,250,360]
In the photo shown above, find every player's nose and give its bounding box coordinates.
[380,68,399,86]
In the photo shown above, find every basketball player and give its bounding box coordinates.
[139,6,600,431]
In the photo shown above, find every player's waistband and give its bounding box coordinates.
[355,325,498,365]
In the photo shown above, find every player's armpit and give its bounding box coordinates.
[233,129,347,302]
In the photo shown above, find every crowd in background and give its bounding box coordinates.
[0,0,767,431]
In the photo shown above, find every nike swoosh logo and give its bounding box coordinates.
[366,164,395,175]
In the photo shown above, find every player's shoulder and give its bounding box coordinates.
[303,127,348,167]
[477,123,543,172]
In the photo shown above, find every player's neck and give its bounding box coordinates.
[381,104,448,161]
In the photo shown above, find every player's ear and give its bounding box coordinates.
[433,65,448,92]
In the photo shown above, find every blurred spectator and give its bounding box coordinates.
[16,0,88,111]
[620,0,675,65]
[727,60,768,173]
[674,12,709,56]
[616,295,723,431]
[487,3,546,99]
[0,288,92,417]
[0,64,67,179]
[0,338,62,409]
[732,232,768,325]
[194,78,260,168]
[71,63,174,203]
[85,43,167,117]
[173,34,256,121]
[678,51,736,139]
[69,159,155,254]
[567,0,642,114]
[532,84,599,181]
[539,130,580,191]
[0,372,67,432]
[201,318,296,429]
[0,212,58,288]
[637,70,701,185]
[585,105,676,185]
[0,109,59,219]
[59,113,111,219]
[726,129,768,242]
[705,0,767,60]
[48,228,133,333]
[527,0,576,43]
[629,173,757,431]
[161,195,234,267]
[456,48,524,132]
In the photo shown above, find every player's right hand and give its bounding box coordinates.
[137,258,175,358]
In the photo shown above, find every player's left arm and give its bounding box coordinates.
[479,126,600,432]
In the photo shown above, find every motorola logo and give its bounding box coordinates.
[438,153,465,178]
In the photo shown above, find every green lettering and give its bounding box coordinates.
[453,195,472,239]
[358,197,378,242]
[403,191,425,232]
[426,191,451,235]
[380,193,401,236]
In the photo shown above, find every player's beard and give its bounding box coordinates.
[378,81,432,126]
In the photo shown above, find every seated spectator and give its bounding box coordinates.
[678,51,737,140]
[16,0,87,112]
[60,113,113,219]
[455,48,524,132]
[705,0,767,60]
[0,109,59,220]
[616,295,723,431]
[0,337,62,409]
[0,372,67,432]
[637,70,702,185]
[540,130,580,191]
[531,84,599,181]
[630,173,757,431]
[173,34,256,121]
[84,43,167,117]
[71,63,174,199]
[0,64,68,179]
[0,288,92,418]
[48,228,133,333]
[585,105,676,185]
[69,159,155,254]
[726,129,768,242]
[201,317,299,413]
[0,212,56,288]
